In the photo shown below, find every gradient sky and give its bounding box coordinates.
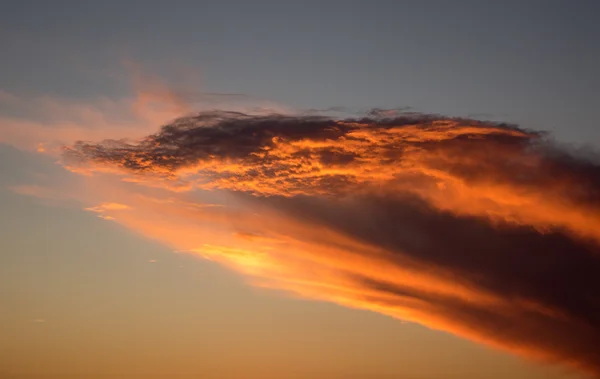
[1,1,599,378]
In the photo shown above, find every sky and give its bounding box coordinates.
[1,1,599,379]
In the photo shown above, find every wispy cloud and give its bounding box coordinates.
[57,110,600,376]
[85,202,132,212]
[9,184,58,200]
[0,65,291,154]
[85,202,132,220]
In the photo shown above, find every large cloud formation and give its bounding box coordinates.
[63,111,600,376]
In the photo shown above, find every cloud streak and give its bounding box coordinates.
[61,110,600,376]
[0,65,292,154]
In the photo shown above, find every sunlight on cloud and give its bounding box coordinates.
[52,110,600,376]
[3,76,600,377]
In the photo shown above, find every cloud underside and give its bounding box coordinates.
[63,111,600,375]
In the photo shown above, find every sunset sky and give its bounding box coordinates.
[1,1,600,379]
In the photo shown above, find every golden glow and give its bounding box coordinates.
[54,113,600,376]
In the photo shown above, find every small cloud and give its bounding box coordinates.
[31,319,46,323]
[10,185,57,199]
[148,259,157,263]
[85,202,132,213]
[85,203,131,221]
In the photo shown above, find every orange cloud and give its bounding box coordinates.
[85,202,132,220]
[85,202,132,212]
[63,112,600,244]
[58,110,600,377]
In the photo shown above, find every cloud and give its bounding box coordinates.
[0,66,292,154]
[85,202,132,212]
[9,184,58,199]
[85,202,132,220]
[63,111,600,243]
[9,183,78,208]
[56,110,600,376]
